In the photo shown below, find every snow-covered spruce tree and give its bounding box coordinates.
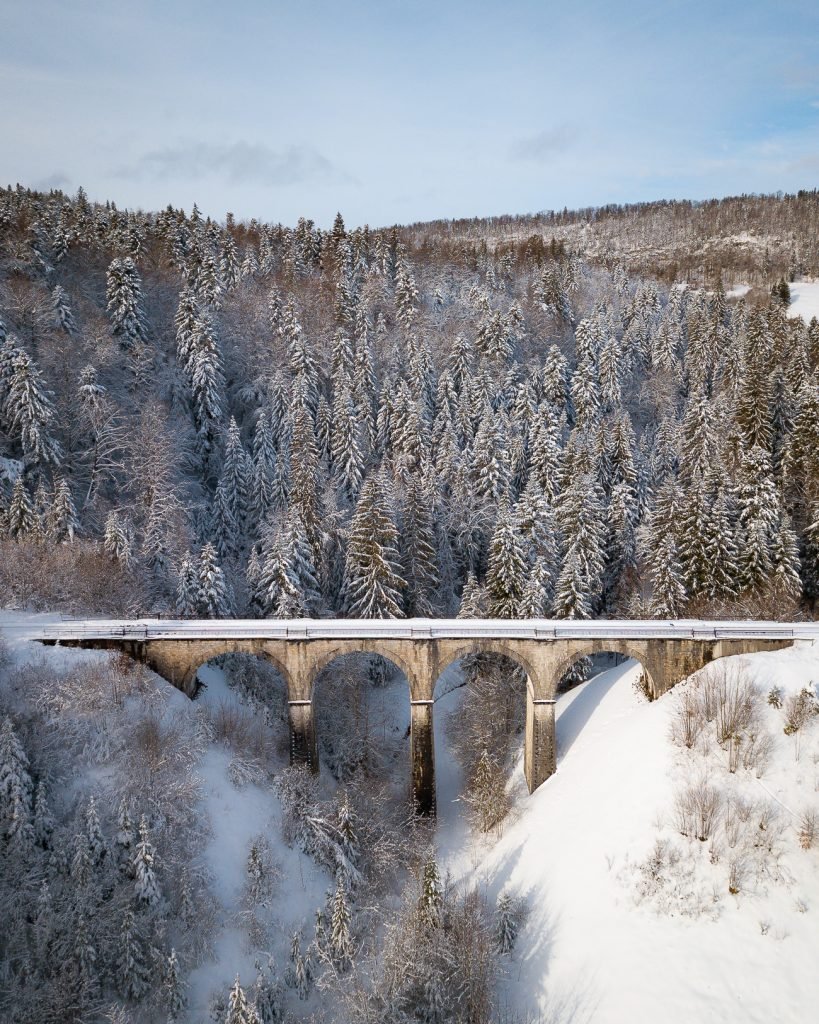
[329,874,354,971]
[0,717,33,841]
[736,444,780,591]
[106,255,148,349]
[649,532,687,618]
[554,472,605,619]
[331,373,365,502]
[115,797,136,872]
[457,571,488,618]
[104,511,133,566]
[343,474,406,618]
[225,974,260,1024]
[187,310,225,456]
[418,859,443,928]
[197,542,233,617]
[117,906,151,1001]
[164,947,186,1021]
[133,813,162,907]
[254,509,321,617]
[772,513,802,600]
[47,476,79,541]
[6,478,38,539]
[221,415,250,529]
[175,552,199,616]
[495,890,520,954]
[3,344,62,464]
[401,479,440,617]
[485,504,527,618]
[51,284,76,335]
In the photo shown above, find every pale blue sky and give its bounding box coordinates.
[2,0,818,226]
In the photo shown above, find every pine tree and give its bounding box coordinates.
[104,511,133,565]
[772,514,802,599]
[554,473,605,618]
[486,505,527,618]
[51,284,76,335]
[176,552,199,616]
[197,542,233,617]
[4,346,62,464]
[648,532,687,618]
[329,875,353,970]
[495,890,519,954]
[343,475,406,618]
[106,256,148,349]
[47,476,79,541]
[164,948,186,1021]
[6,478,37,539]
[401,480,440,616]
[418,859,443,928]
[117,907,150,1001]
[133,814,161,906]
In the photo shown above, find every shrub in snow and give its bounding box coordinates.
[798,808,817,850]
[671,687,705,749]
[783,687,819,759]
[767,686,783,709]
[673,778,722,841]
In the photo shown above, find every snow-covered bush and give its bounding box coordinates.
[448,653,526,829]
[798,808,817,850]
[378,866,499,1024]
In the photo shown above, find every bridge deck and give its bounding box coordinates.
[3,616,817,643]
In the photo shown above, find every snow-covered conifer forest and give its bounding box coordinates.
[2,184,819,1022]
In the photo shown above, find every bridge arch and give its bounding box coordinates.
[551,648,658,701]
[304,644,419,702]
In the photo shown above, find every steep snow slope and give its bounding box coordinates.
[438,652,819,1024]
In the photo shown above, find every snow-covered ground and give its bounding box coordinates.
[440,651,819,1024]
[726,283,751,299]
[788,279,819,322]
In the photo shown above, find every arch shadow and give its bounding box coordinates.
[554,653,648,761]
[191,650,292,767]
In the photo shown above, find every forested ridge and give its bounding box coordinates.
[2,183,819,623]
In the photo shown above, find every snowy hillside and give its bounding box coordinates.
[447,649,819,1023]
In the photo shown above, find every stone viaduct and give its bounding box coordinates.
[33,619,805,815]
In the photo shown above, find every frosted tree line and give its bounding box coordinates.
[1,184,818,624]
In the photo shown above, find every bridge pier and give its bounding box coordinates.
[524,695,557,793]
[410,700,436,816]
[288,700,319,772]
